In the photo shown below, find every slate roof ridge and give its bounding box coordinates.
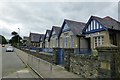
[103,16,120,23]
[64,19,85,24]
[30,32,41,35]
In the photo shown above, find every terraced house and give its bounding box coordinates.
[39,34,45,48]
[23,36,29,47]
[82,16,120,51]
[48,26,61,48]
[29,32,43,47]
[58,19,86,51]
[43,30,51,48]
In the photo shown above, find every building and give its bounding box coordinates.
[48,26,61,48]
[23,36,29,47]
[58,19,86,50]
[29,32,43,47]
[82,16,120,51]
[43,30,51,48]
[39,34,45,48]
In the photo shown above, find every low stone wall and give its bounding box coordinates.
[96,46,120,78]
[20,48,55,64]
[115,51,120,78]
[38,52,55,63]
[70,54,99,78]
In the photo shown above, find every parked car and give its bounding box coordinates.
[2,45,5,47]
[6,46,14,52]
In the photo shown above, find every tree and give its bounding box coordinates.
[0,35,8,44]
[9,31,22,46]
[11,31,18,36]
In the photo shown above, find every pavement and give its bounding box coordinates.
[16,48,81,78]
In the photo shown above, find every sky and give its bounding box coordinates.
[0,0,119,39]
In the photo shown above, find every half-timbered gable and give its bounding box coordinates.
[83,16,107,34]
[82,16,120,50]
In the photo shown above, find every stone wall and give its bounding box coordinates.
[20,48,55,63]
[115,50,120,78]
[65,46,120,78]
[37,52,55,63]
[96,46,120,78]
[70,54,99,78]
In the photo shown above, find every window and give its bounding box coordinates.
[60,37,62,48]
[71,35,74,48]
[56,38,58,47]
[94,36,104,48]
[64,36,68,48]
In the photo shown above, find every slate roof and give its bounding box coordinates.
[29,33,44,42]
[91,16,120,31]
[23,36,29,41]
[48,26,61,41]
[58,19,86,38]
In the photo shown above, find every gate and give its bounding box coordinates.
[58,48,64,66]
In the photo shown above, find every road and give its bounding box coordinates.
[1,45,39,78]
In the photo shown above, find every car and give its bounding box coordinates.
[6,46,14,52]
[2,45,5,47]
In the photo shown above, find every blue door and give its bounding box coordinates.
[58,48,64,66]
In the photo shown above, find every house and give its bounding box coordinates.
[39,34,45,48]
[58,19,86,50]
[23,36,29,47]
[43,30,51,48]
[29,32,43,47]
[48,26,61,48]
[82,16,120,51]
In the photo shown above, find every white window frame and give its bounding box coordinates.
[64,36,69,48]
[94,36,104,48]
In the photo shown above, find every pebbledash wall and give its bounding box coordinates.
[61,46,120,78]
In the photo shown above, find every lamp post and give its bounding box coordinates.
[18,28,20,47]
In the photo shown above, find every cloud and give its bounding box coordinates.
[0,2,118,39]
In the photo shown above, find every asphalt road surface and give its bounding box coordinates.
[2,45,26,77]
[1,45,39,79]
